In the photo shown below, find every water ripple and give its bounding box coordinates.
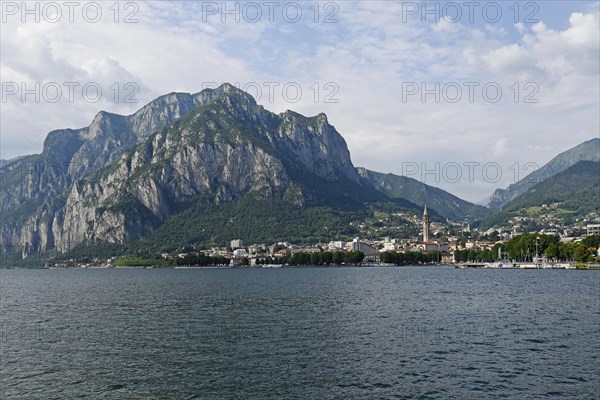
[1,267,598,399]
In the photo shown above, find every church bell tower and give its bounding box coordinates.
[422,205,430,242]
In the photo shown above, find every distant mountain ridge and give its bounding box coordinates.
[487,138,600,208]
[482,160,600,228]
[356,168,488,221]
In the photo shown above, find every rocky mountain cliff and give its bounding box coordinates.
[1,84,366,255]
[1,87,240,255]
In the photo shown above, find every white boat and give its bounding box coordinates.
[262,264,282,268]
[489,261,516,269]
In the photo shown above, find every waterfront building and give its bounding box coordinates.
[351,238,380,261]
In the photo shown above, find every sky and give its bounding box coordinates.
[1,0,598,202]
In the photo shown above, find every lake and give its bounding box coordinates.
[1,266,598,399]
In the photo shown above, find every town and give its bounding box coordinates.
[45,206,600,270]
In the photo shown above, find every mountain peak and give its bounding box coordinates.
[197,83,258,107]
[215,82,241,94]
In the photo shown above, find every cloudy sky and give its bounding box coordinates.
[1,1,598,202]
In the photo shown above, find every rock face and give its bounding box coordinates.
[0,84,360,254]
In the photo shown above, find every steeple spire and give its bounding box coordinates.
[422,205,430,242]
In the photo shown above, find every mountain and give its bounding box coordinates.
[481,161,600,229]
[2,84,431,257]
[1,87,244,255]
[57,86,393,252]
[487,138,600,208]
[0,156,28,168]
[356,168,489,221]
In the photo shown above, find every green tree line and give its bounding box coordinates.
[453,249,495,263]
[454,234,599,263]
[379,251,441,265]
[256,251,365,266]
[174,254,229,266]
[115,254,229,267]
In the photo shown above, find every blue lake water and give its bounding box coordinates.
[1,266,599,399]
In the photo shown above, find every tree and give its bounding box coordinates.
[453,250,465,263]
[503,233,560,261]
[181,245,194,253]
[380,251,393,263]
[558,242,574,260]
[396,252,404,265]
[310,252,321,265]
[573,244,591,262]
[545,243,559,260]
[344,251,364,264]
[355,251,365,263]
[582,234,600,249]
[467,250,477,262]
[332,251,344,264]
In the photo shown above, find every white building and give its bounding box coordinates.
[233,249,247,257]
[327,241,345,251]
[230,239,244,249]
[415,242,439,252]
[587,224,600,236]
[247,245,263,255]
[383,237,399,251]
[351,238,380,261]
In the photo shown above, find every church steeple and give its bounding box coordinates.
[422,205,430,242]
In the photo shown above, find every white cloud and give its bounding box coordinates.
[482,44,538,76]
[514,22,526,33]
[492,138,509,157]
[433,19,461,33]
[0,2,598,202]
